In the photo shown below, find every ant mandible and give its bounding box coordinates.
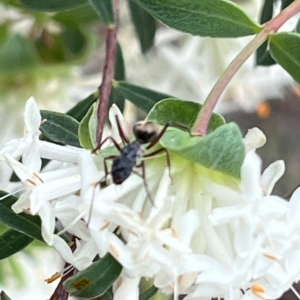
[92,115,172,205]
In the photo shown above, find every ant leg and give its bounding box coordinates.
[87,181,101,226]
[143,148,173,184]
[115,115,130,145]
[135,160,156,207]
[145,123,170,150]
[93,115,130,152]
[102,155,117,180]
[87,155,116,226]
[93,136,123,153]
[146,121,192,150]
[167,121,193,136]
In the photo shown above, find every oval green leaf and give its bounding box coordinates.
[133,0,262,37]
[36,28,87,64]
[67,92,99,122]
[146,99,225,134]
[63,254,122,298]
[40,111,81,147]
[161,123,245,179]
[99,288,113,300]
[112,80,173,112]
[53,5,99,27]
[281,0,294,10]
[0,191,43,242]
[256,45,276,66]
[87,0,114,24]
[255,0,276,66]
[79,104,94,150]
[140,286,158,300]
[269,32,300,83]
[62,28,86,57]
[259,0,273,24]
[128,0,157,53]
[109,43,126,112]
[19,0,87,11]
[296,18,300,33]
[0,229,33,260]
[0,35,38,74]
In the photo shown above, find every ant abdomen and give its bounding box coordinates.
[111,155,135,184]
[111,140,141,184]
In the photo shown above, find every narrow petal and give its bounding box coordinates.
[23,96,41,137]
[109,104,130,143]
[22,137,41,171]
[113,277,139,300]
[288,187,300,227]
[260,160,285,196]
[241,151,262,202]
[39,202,56,245]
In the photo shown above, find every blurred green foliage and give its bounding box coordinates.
[0,0,100,98]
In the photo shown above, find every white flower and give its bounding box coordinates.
[0,97,95,245]
[3,99,300,300]
[113,277,139,300]
[52,235,98,271]
[0,96,41,171]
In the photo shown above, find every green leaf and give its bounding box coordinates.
[62,28,86,57]
[53,5,99,27]
[40,111,81,147]
[146,100,243,179]
[296,17,300,33]
[109,44,126,112]
[281,0,294,10]
[63,254,122,298]
[112,81,173,112]
[161,123,245,179]
[269,32,300,83]
[0,191,44,242]
[100,288,113,300]
[128,0,157,53]
[146,99,225,134]
[35,28,87,64]
[256,42,276,66]
[67,92,99,122]
[259,0,274,25]
[0,229,33,260]
[0,35,38,74]
[35,32,65,64]
[87,0,114,24]
[256,0,276,66]
[114,44,126,81]
[79,104,94,150]
[140,286,158,300]
[19,0,87,11]
[133,0,262,37]
[0,291,12,300]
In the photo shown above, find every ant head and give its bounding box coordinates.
[133,121,160,144]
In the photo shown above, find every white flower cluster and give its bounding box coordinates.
[1,97,300,300]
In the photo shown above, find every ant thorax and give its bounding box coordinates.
[133,121,160,144]
[88,116,172,223]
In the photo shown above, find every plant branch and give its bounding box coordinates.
[96,0,120,145]
[192,0,300,136]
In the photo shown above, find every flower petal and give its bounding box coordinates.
[260,160,285,196]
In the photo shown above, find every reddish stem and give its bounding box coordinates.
[96,0,120,145]
[192,0,300,136]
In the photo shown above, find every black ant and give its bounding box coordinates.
[86,116,191,225]
[92,115,172,205]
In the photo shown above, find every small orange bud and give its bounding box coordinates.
[257,102,271,119]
